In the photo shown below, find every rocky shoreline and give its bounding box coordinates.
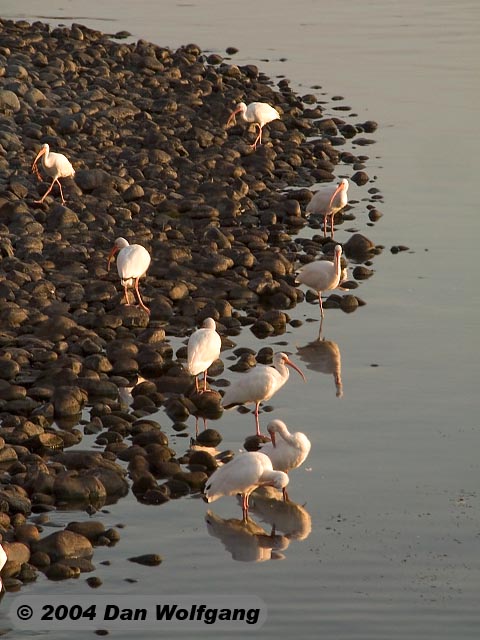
[0,18,382,589]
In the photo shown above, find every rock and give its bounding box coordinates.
[45,563,81,580]
[29,551,51,568]
[343,234,376,259]
[195,429,223,447]
[52,472,107,506]
[86,576,103,588]
[128,554,162,566]
[53,386,87,417]
[188,450,218,471]
[351,170,369,185]
[75,169,113,191]
[14,524,40,544]
[0,486,31,515]
[0,89,21,113]
[66,521,106,543]
[32,530,93,561]
[84,467,129,501]
[3,541,31,568]
[0,357,20,380]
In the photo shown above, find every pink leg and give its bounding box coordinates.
[194,376,200,392]
[254,402,262,436]
[242,494,249,522]
[134,278,150,313]
[35,177,58,204]
[318,315,324,340]
[201,370,215,393]
[251,124,262,150]
[330,213,335,238]
[57,180,66,205]
[323,214,328,237]
[123,284,131,305]
[318,291,325,318]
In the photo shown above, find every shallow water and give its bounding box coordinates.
[1,1,479,638]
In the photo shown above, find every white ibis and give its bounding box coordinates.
[107,237,151,313]
[306,178,349,237]
[204,451,289,522]
[187,317,222,392]
[222,352,306,436]
[296,244,344,323]
[0,542,6,589]
[259,419,311,500]
[31,143,75,205]
[227,101,280,150]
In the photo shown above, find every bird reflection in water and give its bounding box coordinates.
[248,487,312,542]
[205,510,289,562]
[296,338,343,398]
[205,488,312,561]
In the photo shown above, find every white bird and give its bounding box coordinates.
[306,178,349,238]
[296,244,344,324]
[259,419,311,500]
[107,237,151,313]
[227,101,280,150]
[187,317,222,393]
[222,352,306,436]
[0,542,7,589]
[31,143,75,205]
[204,451,289,522]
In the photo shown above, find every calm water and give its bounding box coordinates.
[2,1,479,638]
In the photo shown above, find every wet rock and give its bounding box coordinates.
[66,521,106,543]
[151,460,182,479]
[340,295,360,313]
[45,563,81,580]
[14,523,41,544]
[84,467,129,501]
[162,478,190,498]
[52,472,107,505]
[53,386,87,417]
[343,234,376,259]
[368,208,383,221]
[18,563,38,583]
[173,470,207,491]
[351,171,369,185]
[244,434,271,451]
[353,265,374,279]
[32,530,93,561]
[86,576,103,588]
[3,542,31,572]
[188,450,218,471]
[128,554,162,566]
[195,428,222,447]
[390,245,409,254]
[0,486,31,515]
[29,551,51,568]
